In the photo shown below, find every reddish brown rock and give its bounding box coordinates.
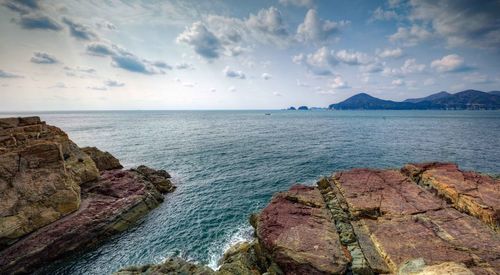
[0,169,165,274]
[402,162,500,231]
[256,185,350,275]
[133,165,175,193]
[332,167,500,274]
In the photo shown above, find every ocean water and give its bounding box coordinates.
[2,110,499,274]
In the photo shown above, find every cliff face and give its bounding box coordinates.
[118,163,499,275]
[0,117,175,274]
[0,116,99,248]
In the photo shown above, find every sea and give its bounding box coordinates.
[1,110,499,274]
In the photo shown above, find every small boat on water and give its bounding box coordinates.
[265,113,271,115]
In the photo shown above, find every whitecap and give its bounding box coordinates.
[207,224,254,270]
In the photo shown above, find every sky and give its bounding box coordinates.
[0,0,499,111]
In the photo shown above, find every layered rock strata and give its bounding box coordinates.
[118,163,499,275]
[0,117,175,274]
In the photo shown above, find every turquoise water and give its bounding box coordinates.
[2,110,499,274]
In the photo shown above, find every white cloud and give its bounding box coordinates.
[197,7,291,58]
[296,79,310,87]
[335,50,371,65]
[278,0,314,8]
[0,69,22,78]
[176,22,221,59]
[401,59,426,74]
[105,80,124,87]
[389,25,432,46]
[210,88,216,93]
[272,91,283,96]
[371,7,399,21]
[388,0,401,8]
[246,6,288,38]
[30,52,59,64]
[86,42,169,74]
[361,62,384,73]
[430,54,470,73]
[392,79,405,86]
[296,9,349,43]
[330,76,350,89]
[228,86,236,92]
[409,0,500,49]
[383,58,426,76]
[377,48,403,58]
[292,53,305,64]
[175,63,193,70]
[261,73,272,80]
[223,66,246,79]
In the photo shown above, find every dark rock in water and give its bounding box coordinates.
[287,106,296,110]
[116,257,215,275]
[297,106,308,110]
[0,117,175,274]
[132,165,175,193]
[82,146,123,171]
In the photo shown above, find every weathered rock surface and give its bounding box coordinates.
[0,117,175,274]
[0,117,99,248]
[331,166,499,274]
[133,165,175,193]
[402,162,499,232]
[256,185,350,275]
[118,163,498,275]
[82,146,123,171]
[115,241,268,275]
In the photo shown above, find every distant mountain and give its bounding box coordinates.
[430,90,500,109]
[329,90,500,110]
[404,91,451,103]
[328,93,436,110]
[489,91,500,96]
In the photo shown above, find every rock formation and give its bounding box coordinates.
[117,163,499,275]
[0,117,175,274]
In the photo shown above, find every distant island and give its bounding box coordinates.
[328,90,500,110]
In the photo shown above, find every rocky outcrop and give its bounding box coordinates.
[0,117,175,274]
[116,241,267,275]
[82,146,123,171]
[133,165,176,193]
[402,162,499,232]
[0,116,99,248]
[117,163,498,275]
[255,185,350,274]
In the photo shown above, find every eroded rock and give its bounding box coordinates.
[256,185,350,275]
[0,117,98,248]
[82,146,123,171]
[402,162,500,231]
[331,167,500,274]
[133,165,175,193]
[0,117,175,274]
